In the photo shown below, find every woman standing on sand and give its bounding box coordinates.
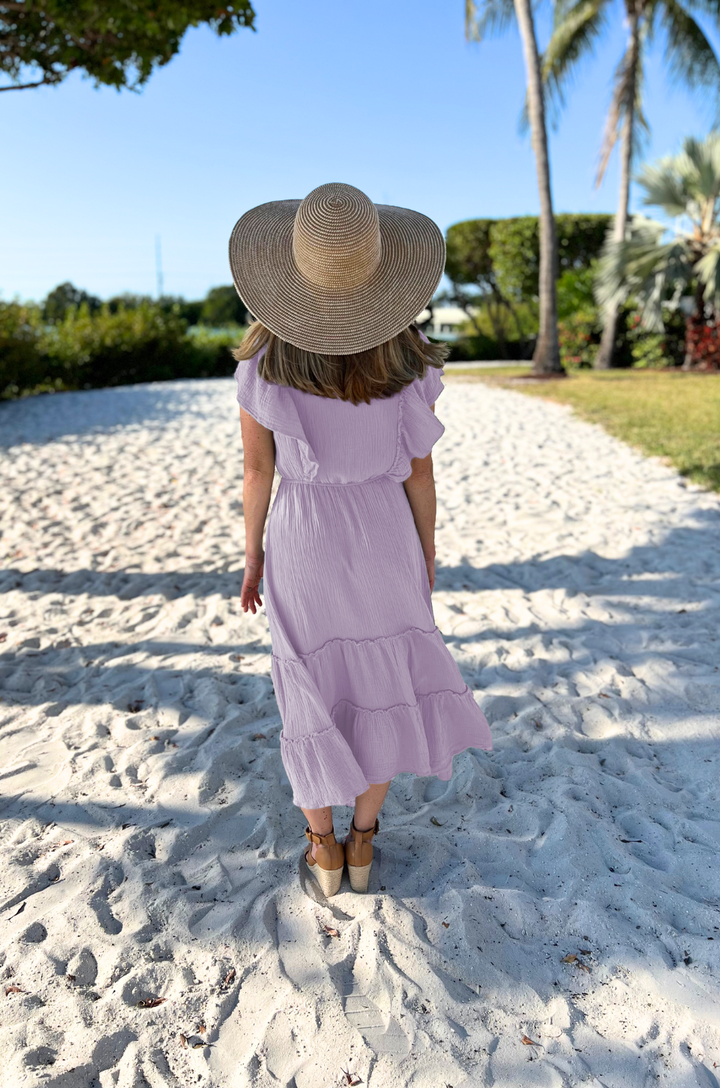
[230,182,492,898]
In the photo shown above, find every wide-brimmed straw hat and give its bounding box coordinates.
[228,181,445,355]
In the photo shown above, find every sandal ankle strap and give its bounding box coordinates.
[351,816,379,837]
[305,824,336,845]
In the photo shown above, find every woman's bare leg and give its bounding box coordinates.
[301,781,390,859]
[351,780,391,834]
[300,804,333,860]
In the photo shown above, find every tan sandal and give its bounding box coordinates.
[304,825,345,898]
[345,816,379,893]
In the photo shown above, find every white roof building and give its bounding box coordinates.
[416,305,474,341]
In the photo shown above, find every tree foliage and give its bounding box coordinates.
[445,218,532,357]
[445,218,496,287]
[43,281,101,322]
[200,285,248,326]
[489,214,612,301]
[0,1,255,93]
[447,215,611,303]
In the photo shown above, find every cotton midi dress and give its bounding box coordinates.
[235,348,493,810]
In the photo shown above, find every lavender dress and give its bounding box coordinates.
[235,349,493,809]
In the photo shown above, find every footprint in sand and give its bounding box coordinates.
[342,983,410,1057]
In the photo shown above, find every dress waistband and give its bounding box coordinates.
[279,473,394,487]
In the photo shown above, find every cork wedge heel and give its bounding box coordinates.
[345,816,379,893]
[304,825,345,898]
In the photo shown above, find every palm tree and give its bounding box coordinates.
[465,0,564,375]
[595,132,720,369]
[542,0,720,368]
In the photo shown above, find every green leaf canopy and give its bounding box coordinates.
[0,1,255,92]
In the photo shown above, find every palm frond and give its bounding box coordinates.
[678,132,720,203]
[465,0,516,42]
[630,46,651,164]
[594,214,693,329]
[595,35,643,186]
[637,132,720,228]
[636,155,693,217]
[541,0,608,113]
[677,0,720,23]
[660,0,720,123]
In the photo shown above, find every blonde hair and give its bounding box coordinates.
[232,321,448,405]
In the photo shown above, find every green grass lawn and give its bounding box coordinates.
[444,368,720,492]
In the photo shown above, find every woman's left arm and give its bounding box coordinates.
[239,407,276,614]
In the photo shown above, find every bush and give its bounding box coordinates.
[200,286,248,326]
[626,305,686,368]
[557,266,597,321]
[558,310,601,368]
[445,333,533,362]
[0,301,50,399]
[0,298,247,400]
[42,301,197,388]
[186,323,246,377]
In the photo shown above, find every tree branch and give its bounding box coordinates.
[0,75,62,91]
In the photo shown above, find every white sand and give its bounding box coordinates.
[1,376,719,1088]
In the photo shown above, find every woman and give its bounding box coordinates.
[229,182,493,898]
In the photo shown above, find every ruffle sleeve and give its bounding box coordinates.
[234,350,319,480]
[416,363,445,408]
[386,365,446,483]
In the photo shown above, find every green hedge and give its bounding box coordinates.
[0,300,245,401]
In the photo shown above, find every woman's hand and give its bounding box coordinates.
[241,551,265,613]
[425,554,435,592]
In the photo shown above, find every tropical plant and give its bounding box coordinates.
[0,1,255,93]
[595,133,720,370]
[542,0,720,368]
[465,0,564,374]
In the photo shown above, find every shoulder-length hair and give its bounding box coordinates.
[232,320,449,406]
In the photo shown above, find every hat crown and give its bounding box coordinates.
[292,182,382,291]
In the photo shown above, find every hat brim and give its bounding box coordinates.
[228,198,445,355]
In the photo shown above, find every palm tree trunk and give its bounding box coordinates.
[513,0,563,374]
[594,11,639,369]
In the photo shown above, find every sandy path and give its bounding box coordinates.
[1,377,719,1088]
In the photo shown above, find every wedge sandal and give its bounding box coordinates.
[345,816,379,893]
[304,825,345,898]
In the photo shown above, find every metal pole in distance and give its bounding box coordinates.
[155,234,164,299]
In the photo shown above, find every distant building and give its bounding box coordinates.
[416,305,473,341]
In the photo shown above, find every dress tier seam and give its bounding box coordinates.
[271,622,443,662]
[327,683,476,721]
[278,685,477,747]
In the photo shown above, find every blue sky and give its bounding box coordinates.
[1,0,716,303]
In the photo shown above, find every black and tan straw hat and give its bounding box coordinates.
[228,181,445,355]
